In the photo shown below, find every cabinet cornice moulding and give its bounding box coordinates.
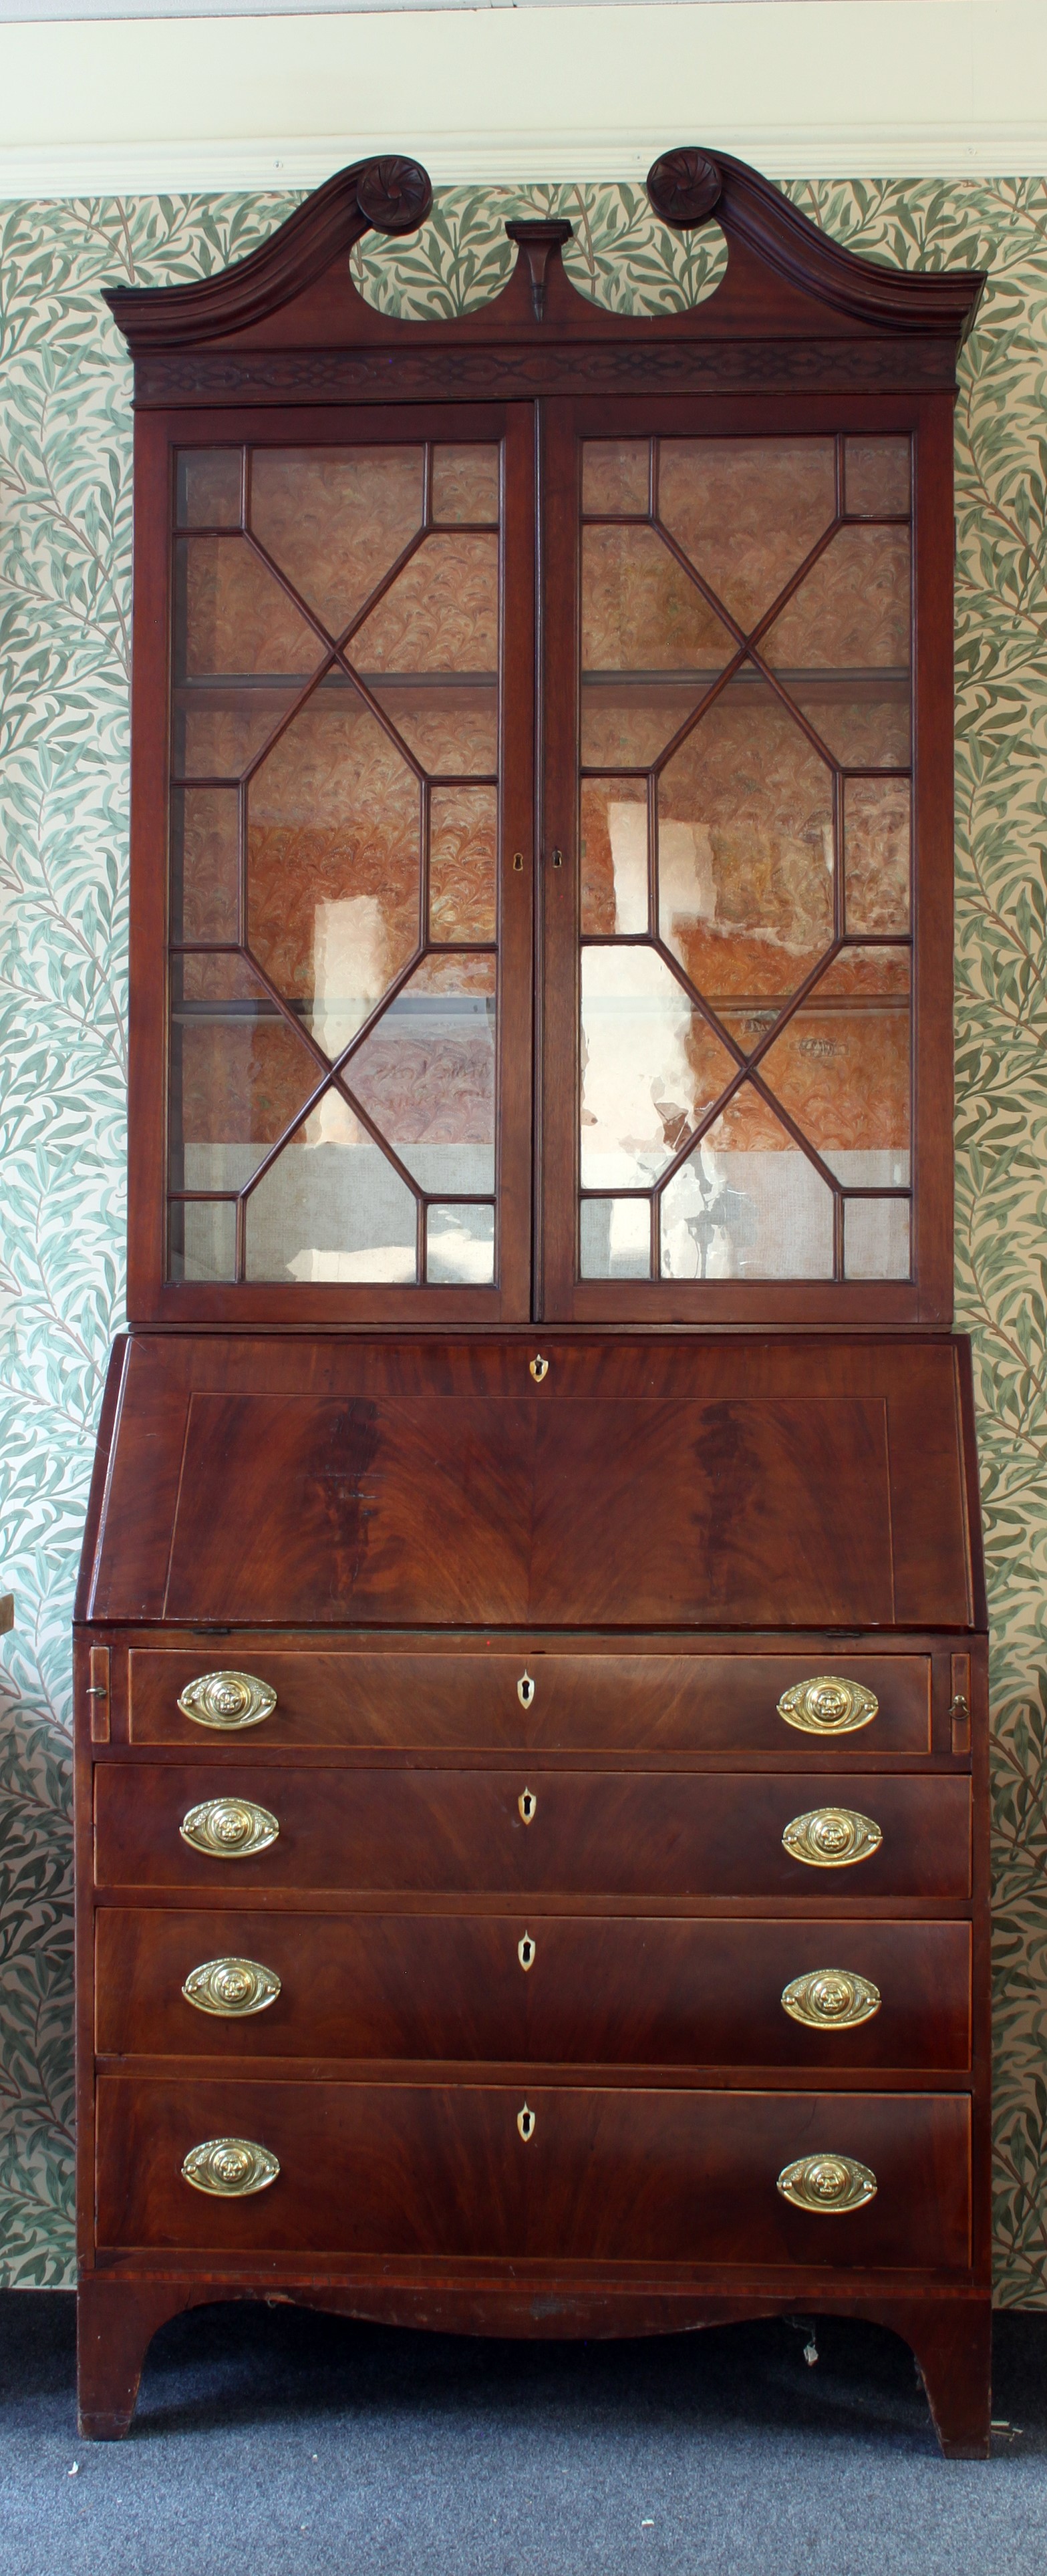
[3,125,1047,201]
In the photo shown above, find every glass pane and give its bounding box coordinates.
[844,778,910,932]
[369,680,497,778]
[581,781,647,935]
[845,1197,910,1279]
[243,1118,418,1283]
[816,943,911,999]
[759,981,910,1181]
[175,535,325,679]
[432,445,500,524]
[246,692,422,1056]
[579,1196,651,1281]
[168,1199,237,1284]
[580,945,736,1190]
[581,677,710,770]
[174,687,302,783]
[430,786,497,941]
[426,1202,494,1284]
[172,788,239,943]
[762,526,911,672]
[660,1095,835,1279]
[658,438,836,631]
[657,685,834,1000]
[351,532,498,673]
[791,681,910,770]
[582,441,649,515]
[582,525,733,673]
[845,438,910,518]
[345,953,496,1194]
[176,450,241,529]
[170,953,319,1193]
[250,448,424,638]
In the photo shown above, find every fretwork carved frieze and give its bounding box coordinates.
[134,334,959,406]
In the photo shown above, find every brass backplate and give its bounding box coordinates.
[777,1675,878,1735]
[180,1796,279,1859]
[182,1956,282,2016]
[780,1968,881,2029]
[777,2152,877,2214]
[177,1669,277,1730]
[782,1806,882,1869]
[182,2136,279,2196]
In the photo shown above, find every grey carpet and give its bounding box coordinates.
[1,2292,1046,2576]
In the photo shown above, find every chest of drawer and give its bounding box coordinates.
[127,1649,932,1754]
[94,1766,972,1900]
[96,1909,972,2070]
[95,2076,971,2272]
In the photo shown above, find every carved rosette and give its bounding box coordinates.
[180,1797,279,1859]
[782,1806,882,1869]
[355,156,432,236]
[645,147,722,230]
[177,1670,277,1730]
[182,1956,282,2017]
[182,2137,280,2197]
[780,1969,882,2030]
[777,1676,879,1736]
[777,2153,877,2215]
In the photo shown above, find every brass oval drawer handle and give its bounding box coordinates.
[782,1806,881,1869]
[182,2136,279,2197]
[777,1675,878,1735]
[177,1670,277,1730]
[182,1956,282,2016]
[781,1969,881,2029]
[180,1797,279,1859]
[777,2152,877,2214]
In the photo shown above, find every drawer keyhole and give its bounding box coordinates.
[518,1932,536,1972]
[517,2103,536,2142]
[518,1788,537,1824]
[517,1671,535,1709]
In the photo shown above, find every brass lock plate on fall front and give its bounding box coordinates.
[777,1675,878,1736]
[177,1670,277,1730]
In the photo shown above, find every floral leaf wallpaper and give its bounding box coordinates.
[1,172,1046,2295]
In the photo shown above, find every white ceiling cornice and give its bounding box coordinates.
[0,3,1044,202]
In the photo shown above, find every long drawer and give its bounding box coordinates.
[96,1910,971,2068]
[95,2078,971,2269]
[128,1650,932,1754]
[94,1766,972,1899]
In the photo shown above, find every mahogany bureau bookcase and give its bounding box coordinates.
[75,148,990,2452]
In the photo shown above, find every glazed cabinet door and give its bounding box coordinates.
[128,402,535,1325]
[538,393,954,1325]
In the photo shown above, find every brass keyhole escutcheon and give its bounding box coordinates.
[518,1932,536,1972]
[512,851,524,871]
[551,848,563,868]
[518,1671,535,1709]
[518,1788,537,1824]
[517,2103,536,2141]
[529,1354,549,1382]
